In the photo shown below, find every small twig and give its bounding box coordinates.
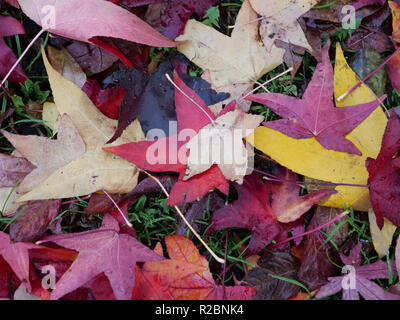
[337,45,400,102]
[102,189,133,228]
[1,29,46,86]
[141,169,225,264]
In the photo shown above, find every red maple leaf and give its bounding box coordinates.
[209,167,336,253]
[104,72,231,206]
[40,214,163,300]
[246,40,384,155]
[0,231,40,292]
[366,112,400,228]
[132,235,256,300]
[82,79,124,120]
[0,15,28,84]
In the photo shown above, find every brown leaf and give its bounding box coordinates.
[297,206,348,291]
[0,153,35,188]
[9,199,61,242]
[244,252,300,300]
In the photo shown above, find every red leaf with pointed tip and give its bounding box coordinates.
[132,235,256,300]
[18,0,177,63]
[246,40,384,155]
[0,232,40,292]
[82,79,124,120]
[0,15,28,84]
[104,72,230,206]
[316,244,400,300]
[366,112,400,228]
[209,168,336,253]
[41,214,163,300]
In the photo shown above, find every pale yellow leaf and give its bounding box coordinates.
[42,102,61,134]
[2,114,86,194]
[176,0,284,106]
[369,209,397,258]
[16,49,145,202]
[249,0,317,51]
[184,110,263,183]
[47,46,86,88]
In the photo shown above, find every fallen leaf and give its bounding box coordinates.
[46,46,87,88]
[13,283,43,300]
[18,0,177,63]
[119,0,220,39]
[184,109,263,183]
[132,235,256,300]
[176,0,284,108]
[82,79,124,120]
[315,244,400,300]
[9,200,61,243]
[246,40,384,155]
[107,57,229,141]
[0,153,35,188]
[244,252,300,300]
[209,169,335,252]
[104,72,231,206]
[0,15,27,84]
[0,231,40,292]
[246,43,388,211]
[366,112,400,227]
[2,114,86,194]
[249,0,317,51]
[369,209,397,258]
[42,102,61,134]
[297,206,348,291]
[42,214,163,300]
[66,41,118,74]
[16,49,145,202]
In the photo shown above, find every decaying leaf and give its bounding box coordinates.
[245,252,300,300]
[249,0,317,51]
[46,46,87,89]
[176,0,284,110]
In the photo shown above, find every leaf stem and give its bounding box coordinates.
[140,169,225,264]
[269,210,349,248]
[336,45,400,102]
[1,29,46,86]
[252,168,369,188]
[102,189,133,228]
[239,67,294,102]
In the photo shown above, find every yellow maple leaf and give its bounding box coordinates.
[246,43,387,211]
